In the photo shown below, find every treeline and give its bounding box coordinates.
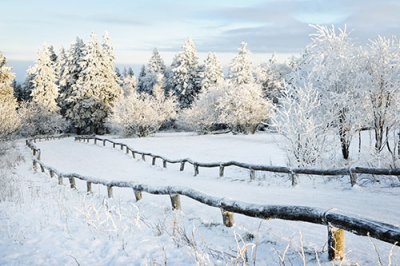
[1,25,399,168]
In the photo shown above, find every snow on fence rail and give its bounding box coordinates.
[26,137,400,261]
[75,136,400,187]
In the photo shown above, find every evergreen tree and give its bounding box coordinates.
[168,38,201,108]
[140,48,166,94]
[0,52,19,138]
[229,42,254,85]
[65,33,122,134]
[201,52,224,91]
[122,71,138,97]
[137,65,146,92]
[21,65,36,101]
[30,46,59,113]
[58,37,85,117]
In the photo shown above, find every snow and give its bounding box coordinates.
[1,132,399,265]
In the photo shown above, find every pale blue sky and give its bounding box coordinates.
[1,0,400,80]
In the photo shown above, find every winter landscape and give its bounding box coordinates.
[1,0,400,265]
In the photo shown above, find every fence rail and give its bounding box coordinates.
[75,136,400,187]
[26,136,400,261]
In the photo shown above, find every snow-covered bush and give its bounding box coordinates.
[273,82,330,167]
[18,102,68,137]
[0,52,20,139]
[181,81,272,134]
[108,85,177,137]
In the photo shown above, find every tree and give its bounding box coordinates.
[168,38,202,108]
[0,52,19,138]
[137,65,146,92]
[139,48,166,94]
[108,81,177,137]
[122,70,138,97]
[201,52,224,92]
[291,25,364,160]
[273,82,329,167]
[364,36,400,153]
[229,42,254,85]
[20,65,36,101]
[181,81,272,134]
[65,33,122,134]
[58,37,85,117]
[30,46,59,113]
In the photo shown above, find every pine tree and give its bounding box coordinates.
[140,48,166,94]
[21,65,36,101]
[58,37,85,117]
[0,52,19,138]
[229,42,254,85]
[201,52,224,91]
[30,46,59,113]
[122,71,138,96]
[137,65,146,92]
[66,33,121,134]
[168,38,201,108]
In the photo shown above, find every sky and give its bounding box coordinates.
[1,0,400,81]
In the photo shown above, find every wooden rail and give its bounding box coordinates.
[26,137,400,261]
[75,136,400,187]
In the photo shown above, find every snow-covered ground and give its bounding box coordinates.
[0,132,399,265]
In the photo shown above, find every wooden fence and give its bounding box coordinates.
[75,136,400,187]
[26,136,400,261]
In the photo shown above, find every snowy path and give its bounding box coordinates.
[36,137,400,225]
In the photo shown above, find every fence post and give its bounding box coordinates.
[120,144,124,150]
[349,169,357,187]
[221,209,234,227]
[180,161,185,171]
[37,150,41,160]
[219,165,224,177]
[170,194,181,210]
[328,226,345,261]
[249,169,255,181]
[290,171,298,187]
[113,143,116,148]
[134,190,142,201]
[103,140,106,146]
[94,138,97,145]
[87,182,92,193]
[131,151,136,158]
[40,164,45,173]
[107,186,113,198]
[152,157,156,165]
[49,170,54,178]
[142,154,146,161]
[126,146,129,154]
[163,160,167,168]
[69,177,76,189]
[194,163,199,176]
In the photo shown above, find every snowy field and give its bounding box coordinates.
[0,132,399,265]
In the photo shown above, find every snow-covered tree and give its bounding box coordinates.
[291,25,365,160]
[65,33,122,134]
[122,70,138,97]
[139,48,166,94]
[201,52,224,91]
[0,52,19,138]
[18,102,68,137]
[229,42,254,85]
[273,82,329,167]
[20,65,36,101]
[30,46,59,113]
[109,80,177,137]
[364,36,400,152]
[181,81,272,134]
[58,37,85,117]
[137,65,146,92]
[168,38,202,108]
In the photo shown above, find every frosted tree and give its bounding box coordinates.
[122,70,138,97]
[66,33,122,134]
[0,52,19,138]
[56,47,67,84]
[140,48,166,94]
[293,25,365,160]
[21,65,36,101]
[58,37,85,117]
[181,81,272,134]
[168,38,201,108]
[137,65,146,92]
[229,42,254,85]
[108,81,177,137]
[364,36,400,153]
[273,82,330,167]
[200,52,224,91]
[30,46,59,113]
